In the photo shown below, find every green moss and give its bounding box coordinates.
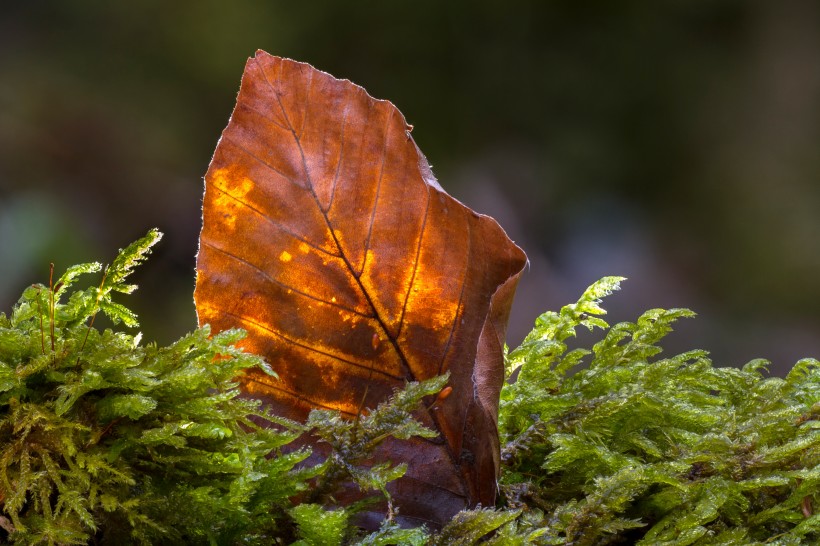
[498,277,820,544]
[2,235,820,544]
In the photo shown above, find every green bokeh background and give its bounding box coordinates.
[2,1,819,373]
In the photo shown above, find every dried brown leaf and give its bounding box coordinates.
[195,51,527,527]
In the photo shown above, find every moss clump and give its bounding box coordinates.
[2,235,820,544]
[497,277,820,545]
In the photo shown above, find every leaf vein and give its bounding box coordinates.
[438,211,471,375]
[221,135,304,190]
[397,185,431,337]
[243,377,350,414]
[297,68,313,140]
[211,183,339,258]
[203,241,369,318]
[224,309,400,380]
[325,104,348,213]
[236,100,289,132]
[358,109,394,278]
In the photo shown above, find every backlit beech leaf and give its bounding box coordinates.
[195,51,527,527]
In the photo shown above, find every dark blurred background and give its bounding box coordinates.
[2,1,819,373]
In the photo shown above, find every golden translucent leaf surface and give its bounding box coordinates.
[195,51,527,527]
